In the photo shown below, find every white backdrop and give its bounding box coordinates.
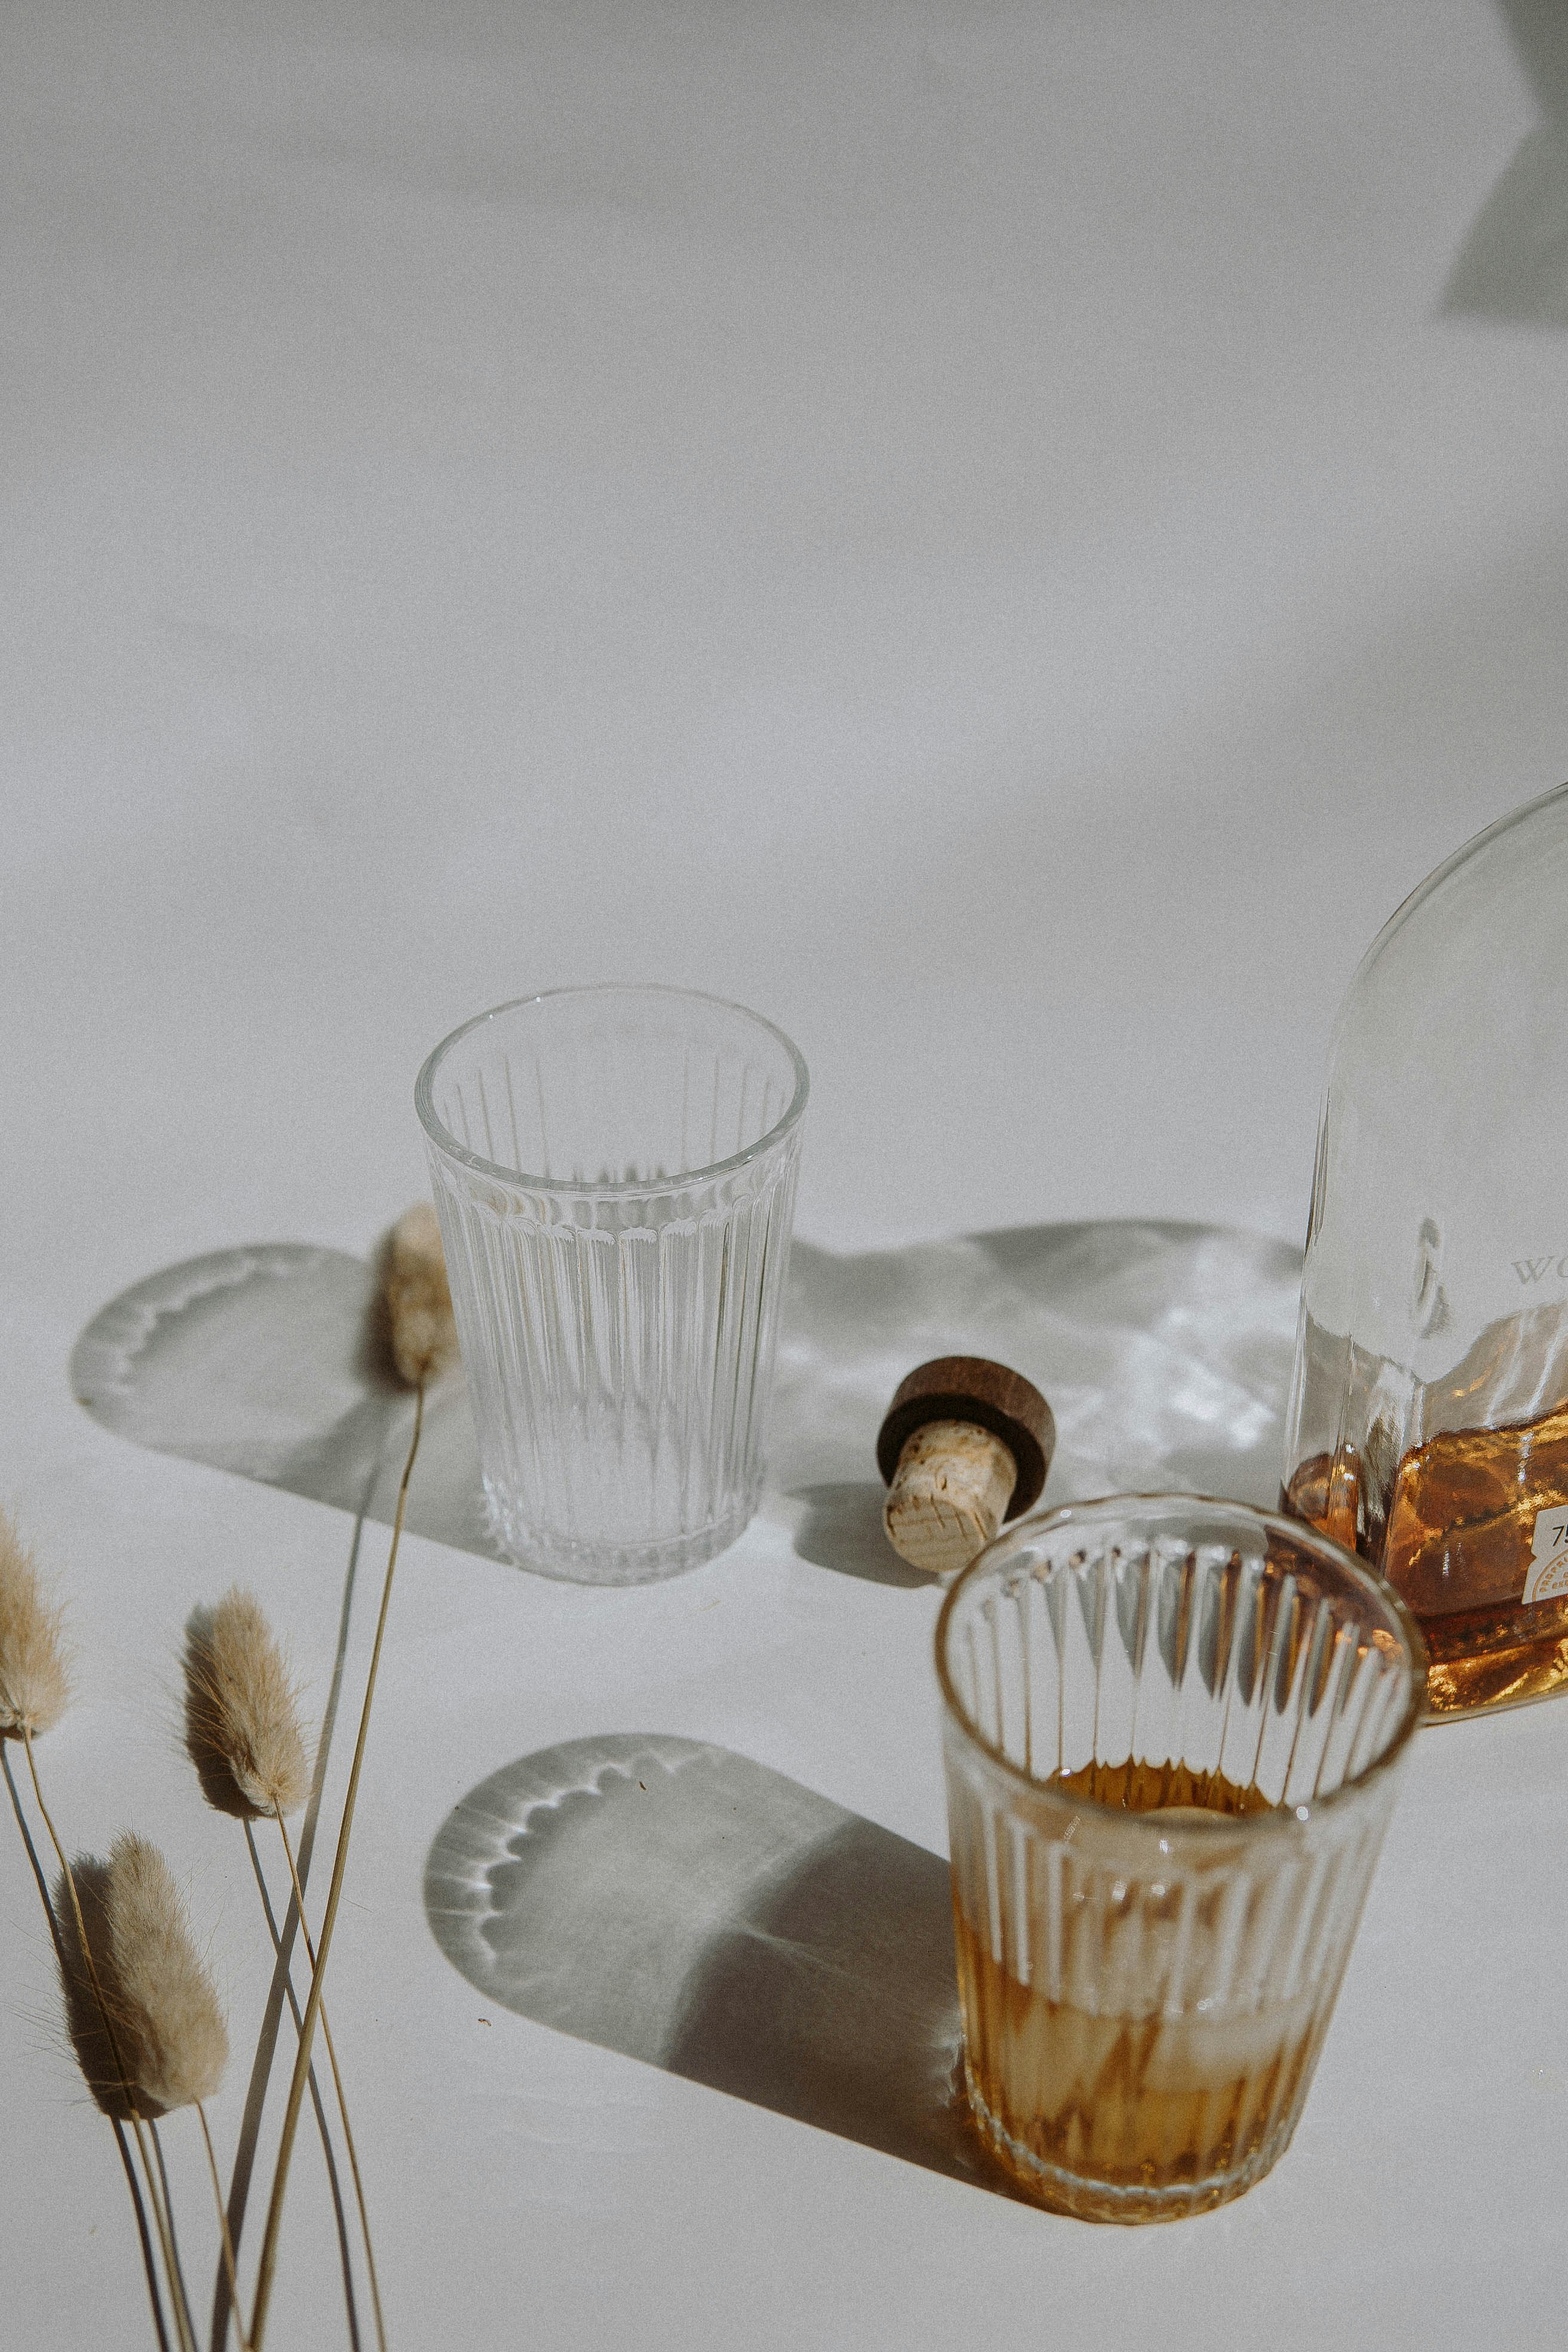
[4,5,1567,2347]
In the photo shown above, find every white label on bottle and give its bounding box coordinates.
[1523,1508,1568,1604]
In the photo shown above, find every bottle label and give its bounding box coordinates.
[1523,1508,1568,1604]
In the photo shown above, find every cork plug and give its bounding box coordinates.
[876,1357,1054,1578]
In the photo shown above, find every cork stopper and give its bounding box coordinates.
[876,1356,1054,1578]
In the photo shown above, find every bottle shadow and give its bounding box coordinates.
[424,1731,1022,2198]
[763,1218,1301,1579]
[1444,1,1568,326]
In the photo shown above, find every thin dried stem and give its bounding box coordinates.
[115,2117,176,2352]
[274,1814,387,2352]
[238,1821,363,2352]
[250,1380,425,2351]
[21,1729,198,2352]
[137,2138,198,2352]
[197,2103,252,2352]
[149,2126,195,2352]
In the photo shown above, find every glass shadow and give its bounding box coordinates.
[69,1220,1302,1575]
[423,1731,1016,2195]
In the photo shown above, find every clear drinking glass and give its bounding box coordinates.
[415,986,808,1583]
[938,1494,1424,2222]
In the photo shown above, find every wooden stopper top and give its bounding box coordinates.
[875,1356,1054,1521]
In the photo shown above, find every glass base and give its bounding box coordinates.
[482,1483,755,1586]
[964,2067,1296,2225]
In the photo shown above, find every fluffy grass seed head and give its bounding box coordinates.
[183,1588,311,1820]
[382,1200,458,1388]
[0,1507,70,1738]
[106,1833,228,2114]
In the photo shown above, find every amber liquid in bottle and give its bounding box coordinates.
[1287,1399,1568,1716]
[956,1761,1319,2222]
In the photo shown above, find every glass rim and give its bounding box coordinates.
[414,983,810,1199]
[935,1490,1428,1836]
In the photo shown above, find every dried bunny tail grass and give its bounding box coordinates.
[106,1834,228,2114]
[100,1836,248,2348]
[382,1200,458,1388]
[50,1854,200,2352]
[0,1506,70,1737]
[183,1589,311,1820]
[183,1599,382,2348]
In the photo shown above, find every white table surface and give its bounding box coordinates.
[5,4,1568,2346]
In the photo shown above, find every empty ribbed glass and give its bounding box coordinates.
[416,987,807,1583]
[938,1495,1424,2221]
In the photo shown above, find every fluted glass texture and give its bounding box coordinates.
[1282,782,1568,1717]
[938,1496,1423,2221]
[416,987,807,1583]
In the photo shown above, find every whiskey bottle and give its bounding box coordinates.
[1282,782,1568,1717]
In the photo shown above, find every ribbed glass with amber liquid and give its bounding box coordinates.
[938,1499,1423,2222]
[954,1763,1331,2212]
